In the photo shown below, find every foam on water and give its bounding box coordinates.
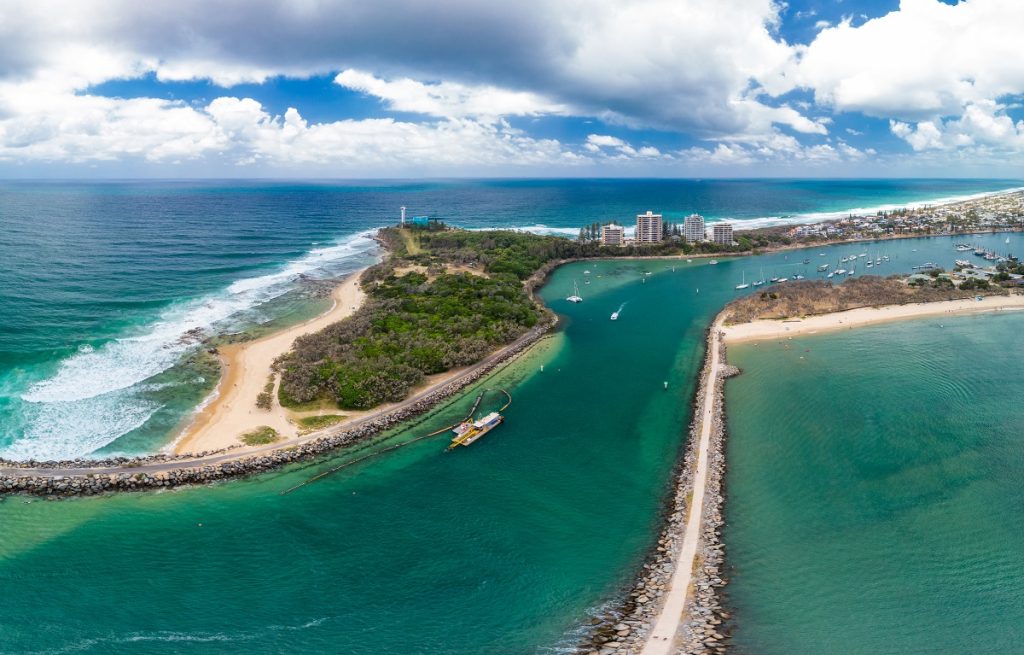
[5,230,380,461]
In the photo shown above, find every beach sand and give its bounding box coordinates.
[173,271,367,455]
[721,294,1024,343]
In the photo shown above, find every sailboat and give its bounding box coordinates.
[735,271,750,290]
[1007,236,1012,244]
[752,269,765,287]
[566,280,583,303]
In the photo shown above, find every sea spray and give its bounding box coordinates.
[5,231,380,461]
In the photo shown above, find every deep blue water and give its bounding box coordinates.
[0,178,1018,459]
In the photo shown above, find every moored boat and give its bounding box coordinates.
[449,412,504,448]
[566,280,583,303]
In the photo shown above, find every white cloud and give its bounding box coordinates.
[5,0,1024,173]
[798,0,1024,121]
[890,100,1024,152]
[335,69,571,120]
[0,92,589,172]
[584,134,665,160]
[0,0,821,155]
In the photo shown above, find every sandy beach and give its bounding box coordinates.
[721,294,1024,343]
[173,271,367,455]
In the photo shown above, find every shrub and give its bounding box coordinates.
[241,426,279,446]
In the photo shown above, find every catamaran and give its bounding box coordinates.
[566,280,583,303]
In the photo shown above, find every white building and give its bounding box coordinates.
[683,214,705,242]
[635,210,663,244]
[712,223,734,246]
[600,223,625,246]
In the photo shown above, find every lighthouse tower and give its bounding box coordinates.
[400,206,406,226]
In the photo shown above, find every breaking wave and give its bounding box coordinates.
[5,230,380,461]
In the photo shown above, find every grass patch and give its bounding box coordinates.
[396,227,422,255]
[297,414,347,433]
[240,426,280,446]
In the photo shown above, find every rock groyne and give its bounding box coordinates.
[0,320,555,497]
[578,326,739,655]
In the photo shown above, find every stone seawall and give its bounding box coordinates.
[0,320,555,498]
[578,325,738,655]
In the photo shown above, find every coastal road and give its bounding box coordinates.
[0,324,549,479]
[641,318,723,655]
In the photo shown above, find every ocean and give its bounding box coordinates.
[1,178,1018,460]
[0,179,1022,653]
[724,313,1024,654]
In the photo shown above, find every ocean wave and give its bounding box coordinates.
[723,185,1024,230]
[3,390,160,461]
[7,230,380,461]
[468,224,638,237]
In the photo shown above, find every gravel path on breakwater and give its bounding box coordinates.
[0,319,556,497]
[578,323,739,655]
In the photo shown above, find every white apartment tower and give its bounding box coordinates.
[712,223,734,246]
[635,210,663,244]
[600,223,625,246]
[683,214,705,242]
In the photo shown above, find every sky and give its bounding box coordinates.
[1,0,1023,178]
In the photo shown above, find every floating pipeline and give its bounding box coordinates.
[576,324,740,655]
[0,319,556,498]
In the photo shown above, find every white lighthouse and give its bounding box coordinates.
[400,206,406,226]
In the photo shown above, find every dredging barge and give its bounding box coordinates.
[449,411,504,448]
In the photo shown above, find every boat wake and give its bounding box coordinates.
[4,230,381,462]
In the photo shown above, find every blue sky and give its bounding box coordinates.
[1,0,1023,177]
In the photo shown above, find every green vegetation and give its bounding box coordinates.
[255,375,274,410]
[278,222,752,413]
[241,426,280,446]
[297,414,347,432]
[959,277,992,291]
[727,275,1004,323]
[279,226,555,411]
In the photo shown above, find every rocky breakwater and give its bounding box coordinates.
[577,328,739,655]
[0,319,555,498]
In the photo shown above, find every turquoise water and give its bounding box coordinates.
[0,179,1018,459]
[724,313,1024,654]
[2,180,1024,653]
[3,233,1021,653]
[0,259,714,654]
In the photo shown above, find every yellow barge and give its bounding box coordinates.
[448,411,504,448]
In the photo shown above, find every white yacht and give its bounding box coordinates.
[566,280,583,303]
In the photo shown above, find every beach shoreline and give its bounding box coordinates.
[721,294,1024,343]
[172,270,367,455]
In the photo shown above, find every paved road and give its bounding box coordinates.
[0,326,547,479]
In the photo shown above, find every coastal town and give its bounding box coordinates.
[576,189,1024,253]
